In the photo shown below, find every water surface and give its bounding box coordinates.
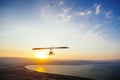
[26,64,120,80]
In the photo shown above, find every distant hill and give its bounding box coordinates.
[0,57,120,65]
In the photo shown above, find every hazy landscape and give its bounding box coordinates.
[0,57,98,80]
[0,57,120,80]
[1,57,120,65]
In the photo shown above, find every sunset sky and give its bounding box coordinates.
[0,0,120,60]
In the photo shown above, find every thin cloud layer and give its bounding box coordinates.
[105,11,113,18]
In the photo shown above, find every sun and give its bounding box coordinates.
[36,51,47,59]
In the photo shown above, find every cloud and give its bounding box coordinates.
[81,30,104,43]
[62,8,71,13]
[60,14,72,22]
[59,8,72,22]
[94,4,101,14]
[59,1,64,5]
[76,10,92,16]
[105,11,113,18]
[77,12,86,16]
[87,11,92,15]
[94,24,102,28]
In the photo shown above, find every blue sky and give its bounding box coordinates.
[0,0,120,60]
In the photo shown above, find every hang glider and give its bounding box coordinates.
[32,46,69,55]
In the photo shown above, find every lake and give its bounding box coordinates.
[26,63,120,80]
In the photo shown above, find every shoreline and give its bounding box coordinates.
[0,64,95,80]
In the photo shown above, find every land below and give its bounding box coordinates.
[0,57,120,80]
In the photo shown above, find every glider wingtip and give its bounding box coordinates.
[32,48,36,50]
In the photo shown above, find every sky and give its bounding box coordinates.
[0,0,120,60]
